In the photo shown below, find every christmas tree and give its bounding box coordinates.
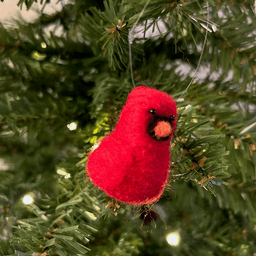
[1,0,256,255]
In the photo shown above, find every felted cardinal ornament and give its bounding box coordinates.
[87,86,177,205]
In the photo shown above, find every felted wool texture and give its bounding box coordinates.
[87,86,177,205]
[154,121,172,137]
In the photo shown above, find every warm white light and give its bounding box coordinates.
[166,232,180,246]
[57,168,71,179]
[67,122,77,130]
[91,141,101,152]
[41,42,47,48]
[65,173,71,179]
[23,195,34,205]
[57,168,66,175]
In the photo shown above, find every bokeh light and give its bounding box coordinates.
[67,122,77,130]
[91,141,101,152]
[57,168,71,179]
[65,173,71,179]
[166,232,180,246]
[22,195,34,205]
[41,42,47,48]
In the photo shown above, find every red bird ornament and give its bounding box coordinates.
[87,86,177,205]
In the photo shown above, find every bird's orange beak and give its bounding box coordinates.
[154,121,172,138]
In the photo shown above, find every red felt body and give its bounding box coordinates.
[87,86,177,205]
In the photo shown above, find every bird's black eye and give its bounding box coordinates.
[149,109,156,114]
[169,115,175,121]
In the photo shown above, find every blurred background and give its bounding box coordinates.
[0,0,256,255]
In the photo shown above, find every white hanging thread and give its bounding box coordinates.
[178,2,210,99]
[129,0,150,87]
[128,1,209,93]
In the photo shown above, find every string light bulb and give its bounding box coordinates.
[57,168,71,179]
[23,195,34,205]
[166,232,180,246]
[67,122,77,131]
[65,173,71,179]
[90,141,101,152]
[41,42,47,48]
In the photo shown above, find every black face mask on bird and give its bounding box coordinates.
[147,109,175,141]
